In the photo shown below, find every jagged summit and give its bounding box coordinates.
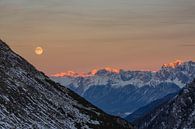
[52,60,195,78]
[52,60,195,89]
[51,67,121,77]
[161,60,183,69]
[90,67,121,75]
[0,40,133,129]
[51,70,88,77]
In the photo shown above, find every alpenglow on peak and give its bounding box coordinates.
[162,60,183,68]
[51,67,121,77]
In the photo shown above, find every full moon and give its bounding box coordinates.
[35,47,43,55]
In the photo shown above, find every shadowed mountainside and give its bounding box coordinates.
[136,79,195,129]
[0,39,133,129]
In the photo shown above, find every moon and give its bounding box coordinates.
[35,47,44,55]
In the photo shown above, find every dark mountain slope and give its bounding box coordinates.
[0,40,133,129]
[137,80,195,129]
[125,92,178,123]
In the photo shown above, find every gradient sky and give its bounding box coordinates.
[0,0,195,74]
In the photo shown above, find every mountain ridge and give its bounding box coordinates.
[51,60,184,78]
[52,60,195,90]
[52,59,195,117]
[136,79,195,129]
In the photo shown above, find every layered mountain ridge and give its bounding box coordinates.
[52,60,195,117]
[52,67,121,78]
[52,60,195,90]
[0,39,133,129]
[52,60,183,78]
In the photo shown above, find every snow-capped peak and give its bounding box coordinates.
[52,60,195,92]
[51,70,91,77]
[51,66,121,78]
[162,60,183,69]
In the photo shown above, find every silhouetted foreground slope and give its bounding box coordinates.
[137,79,195,129]
[0,40,133,129]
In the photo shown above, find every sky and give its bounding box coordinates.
[0,0,195,75]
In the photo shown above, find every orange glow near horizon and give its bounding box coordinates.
[1,0,195,75]
[104,67,120,74]
[51,67,121,77]
[51,71,90,77]
[51,61,185,77]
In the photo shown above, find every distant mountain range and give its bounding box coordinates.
[0,40,133,129]
[52,60,195,117]
[136,79,195,129]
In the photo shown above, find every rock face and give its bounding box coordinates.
[136,79,195,129]
[52,60,195,117]
[0,40,133,129]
